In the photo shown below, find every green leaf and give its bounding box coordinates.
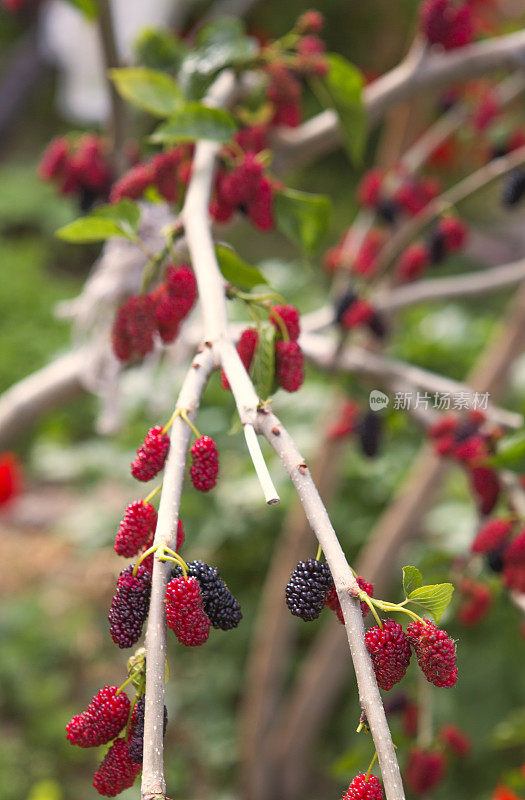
[62,0,98,19]
[56,200,140,244]
[134,28,187,72]
[250,324,276,401]
[489,430,525,473]
[151,103,236,144]
[274,188,331,254]
[402,566,423,598]
[110,68,183,117]
[178,17,257,99]
[321,54,367,165]
[216,245,267,290]
[408,583,454,624]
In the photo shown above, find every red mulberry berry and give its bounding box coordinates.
[327,400,360,441]
[286,558,333,621]
[235,124,268,153]
[112,294,157,362]
[357,169,383,208]
[114,501,157,558]
[440,723,471,757]
[407,619,457,688]
[326,575,373,622]
[420,0,474,51]
[341,299,375,329]
[190,435,219,492]
[457,579,491,626]
[396,243,429,282]
[93,737,141,797]
[171,560,242,630]
[354,230,385,276]
[468,465,500,515]
[165,264,197,317]
[220,153,264,206]
[365,619,412,691]
[131,425,170,482]
[71,134,112,195]
[503,562,525,592]
[247,176,274,230]
[471,518,512,554]
[38,136,71,182]
[108,564,151,648]
[438,215,468,252]
[109,163,152,203]
[66,686,130,748]
[275,340,304,392]
[221,327,259,389]
[152,285,182,343]
[150,149,178,203]
[270,304,300,341]
[165,575,210,646]
[503,529,525,564]
[296,9,324,34]
[405,747,446,795]
[341,773,383,800]
[402,701,419,737]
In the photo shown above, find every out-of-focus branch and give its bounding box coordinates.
[142,346,215,799]
[97,0,127,175]
[272,29,525,171]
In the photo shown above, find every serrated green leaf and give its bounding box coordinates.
[320,54,367,165]
[63,0,98,19]
[489,430,525,473]
[408,583,454,623]
[274,188,331,254]
[402,566,423,597]
[56,200,140,244]
[134,28,187,72]
[216,245,267,290]
[251,324,275,401]
[110,67,183,117]
[178,17,257,99]
[150,103,236,144]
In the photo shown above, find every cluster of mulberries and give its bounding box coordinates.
[419,0,475,51]
[323,229,386,277]
[341,773,384,800]
[404,747,446,796]
[396,215,468,282]
[325,575,374,623]
[210,152,275,231]
[335,290,387,340]
[406,619,458,688]
[127,697,168,764]
[165,575,211,646]
[108,564,152,648]
[66,686,130,748]
[112,263,197,361]
[171,560,242,630]
[428,410,502,514]
[285,558,334,621]
[92,737,141,797]
[114,501,157,557]
[365,619,412,691]
[190,435,219,492]
[357,169,440,223]
[109,144,193,205]
[131,425,170,482]
[38,134,112,210]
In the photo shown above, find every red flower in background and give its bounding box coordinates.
[0,452,22,506]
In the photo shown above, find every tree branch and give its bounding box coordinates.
[97,0,127,175]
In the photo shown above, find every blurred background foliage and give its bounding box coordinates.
[1,1,525,799]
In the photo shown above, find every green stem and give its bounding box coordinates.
[116,674,135,695]
[179,409,201,439]
[162,407,182,435]
[143,484,162,504]
[366,751,378,781]
[133,544,159,576]
[270,308,289,342]
[371,598,424,624]
[315,544,323,561]
[360,592,383,629]
[159,545,188,578]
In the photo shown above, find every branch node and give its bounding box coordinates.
[271,426,281,436]
[297,462,308,474]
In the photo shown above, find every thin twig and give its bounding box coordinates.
[97,0,127,175]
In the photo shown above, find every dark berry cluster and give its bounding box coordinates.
[190,435,219,492]
[109,144,193,204]
[92,737,141,797]
[108,564,152,648]
[171,560,242,630]
[66,686,130,748]
[114,500,157,558]
[335,290,387,340]
[38,134,112,210]
[406,619,458,688]
[365,619,412,691]
[341,773,384,800]
[404,747,446,796]
[131,425,170,482]
[112,264,197,361]
[285,558,333,621]
[127,697,168,765]
[397,215,468,281]
[165,575,210,646]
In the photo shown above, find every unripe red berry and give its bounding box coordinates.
[354,230,385,276]
[457,578,491,626]
[270,304,301,341]
[438,215,468,252]
[365,618,412,691]
[472,91,499,132]
[114,501,157,558]
[420,0,474,51]
[340,299,375,329]
[221,327,259,389]
[112,294,157,362]
[150,149,179,203]
[471,518,512,554]
[468,465,500,515]
[247,176,274,230]
[235,124,268,153]
[440,723,471,757]
[407,619,458,688]
[109,163,152,203]
[502,529,525,565]
[93,737,141,796]
[275,340,305,392]
[165,264,197,315]
[165,575,210,646]
[404,747,446,795]
[326,400,360,440]
[326,575,373,622]
[402,701,419,737]
[220,153,264,206]
[38,136,71,182]
[357,169,383,208]
[296,9,324,34]
[190,435,219,492]
[131,425,170,482]
[66,686,130,748]
[396,243,429,282]
[341,773,384,800]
